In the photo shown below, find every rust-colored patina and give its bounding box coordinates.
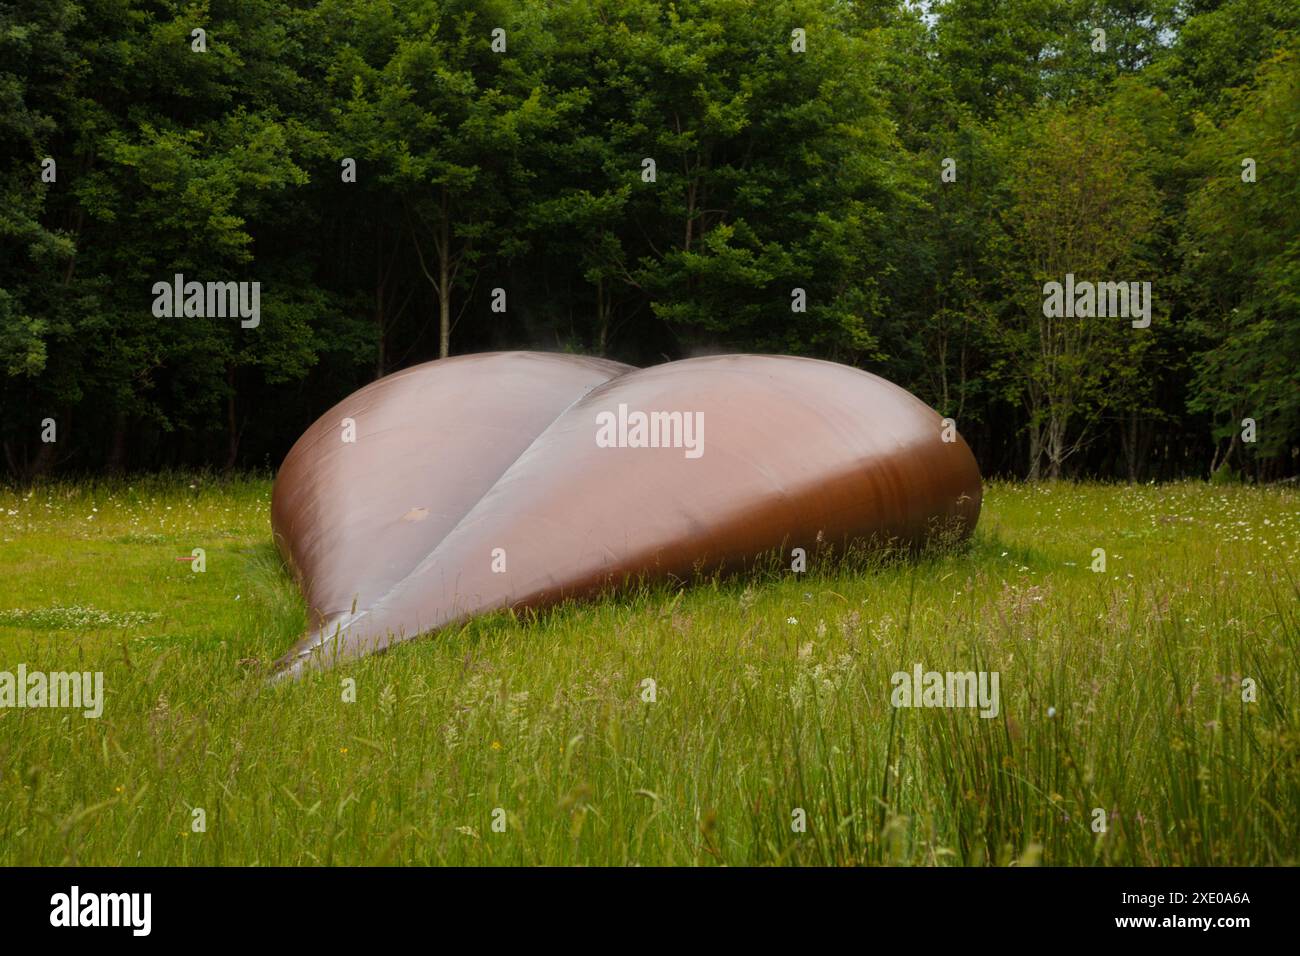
[270,351,632,632]
[270,353,981,679]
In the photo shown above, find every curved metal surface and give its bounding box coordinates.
[271,353,982,679]
[270,351,632,631]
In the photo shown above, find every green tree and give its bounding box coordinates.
[335,0,567,358]
[1183,47,1300,474]
[988,102,1161,479]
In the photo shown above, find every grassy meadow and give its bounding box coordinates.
[0,476,1296,866]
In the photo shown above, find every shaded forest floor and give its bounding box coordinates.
[0,477,1296,865]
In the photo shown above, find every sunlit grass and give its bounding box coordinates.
[0,476,1296,865]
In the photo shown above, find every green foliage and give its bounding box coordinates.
[0,0,1297,480]
[989,100,1163,478]
[1183,49,1300,465]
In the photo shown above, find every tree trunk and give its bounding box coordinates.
[596,277,609,356]
[105,411,128,475]
[438,279,451,359]
[29,433,58,479]
[410,190,458,360]
[1213,429,1241,478]
[1027,422,1043,482]
[1120,410,1139,482]
[224,366,240,471]
[438,194,451,359]
[375,228,387,379]
[1045,410,1070,479]
[1047,434,1063,479]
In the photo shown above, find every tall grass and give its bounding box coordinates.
[0,477,1295,865]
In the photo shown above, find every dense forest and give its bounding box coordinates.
[1,0,1297,480]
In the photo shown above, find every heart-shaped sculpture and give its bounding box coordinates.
[270,352,981,679]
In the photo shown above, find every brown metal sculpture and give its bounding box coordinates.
[270,351,632,633]
[270,352,981,679]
